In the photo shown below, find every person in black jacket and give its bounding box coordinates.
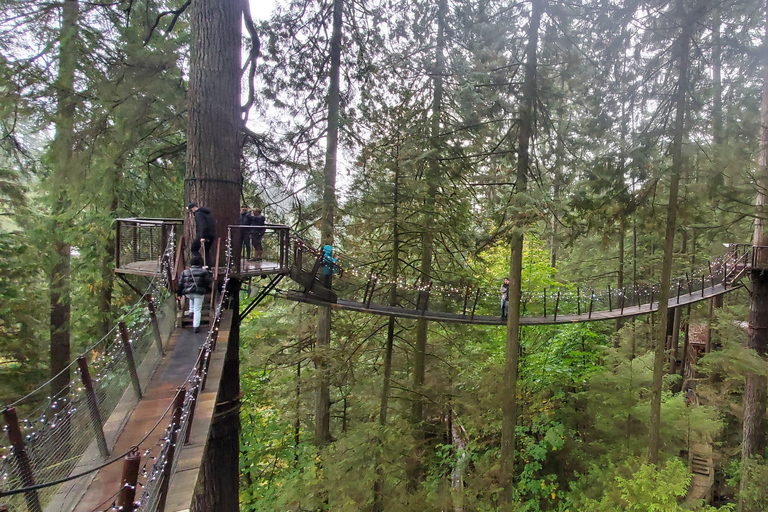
[250,208,266,261]
[187,203,216,266]
[177,256,213,333]
[239,205,253,260]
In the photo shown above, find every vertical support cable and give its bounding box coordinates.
[119,321,143,400]
[3,407,41,512]
[146,294,165,356]
[77,357,110,458]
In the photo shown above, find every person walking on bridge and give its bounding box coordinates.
[187,203,215,267]
[500,277,510,320]
[177,256,213,333]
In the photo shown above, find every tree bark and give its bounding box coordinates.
[185,0,242,508]
[49,0,79,399]
[648,0,693,464]
[412,0,446,436]
[500,0,542,501]
[184,0,242,262]
[192,281,241,512]
[314,0,343,447]
[740,4,768,508]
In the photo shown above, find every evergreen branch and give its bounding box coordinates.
[144,0,191,45]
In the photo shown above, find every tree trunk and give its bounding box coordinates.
[412,0,446,438]
[184,0,242,261]
[500,0,543,501]
[741,4,768,508]
[648,0,693,464]
[314,0,343,447]
[192,281,241,512]
[615,215,626,336]
[185,0,242,509]
[49,0,79,399]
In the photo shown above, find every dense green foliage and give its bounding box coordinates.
[2,0,768,508]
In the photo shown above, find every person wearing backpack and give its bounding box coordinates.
[177,256,213,333]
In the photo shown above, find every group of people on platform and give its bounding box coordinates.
[179,202,267,333]
[239,204,266,261]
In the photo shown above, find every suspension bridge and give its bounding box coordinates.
[0,218,751,511]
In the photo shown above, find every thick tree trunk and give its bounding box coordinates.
[49,0,79,399]
[192,281,241,512]
[185,1,242,508]
[184,0,242,261]
[740,5,768,508]
[500,0,542,501]
[648,0,692,464]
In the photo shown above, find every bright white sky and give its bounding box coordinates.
[252,0,276,21]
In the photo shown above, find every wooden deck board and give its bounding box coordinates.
[72,328,207,512]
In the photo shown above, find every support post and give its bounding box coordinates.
[115,448,142,512]
[470,288,480,320]
[119,321,143,400]
[366,274,378,309]
[3,408,41,512]
[157,387,187,512]
[146,294,165,356]
[553,290,560,321]
[462,284,470,316]
[677,281,681,303]
[702,275,705,297]
[608,284,612,311]
[77,357,110,458]
[543,288,547,317]
[588,291,594,320]
[577,287,581,316]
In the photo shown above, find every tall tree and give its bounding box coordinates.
[314,0,343,448]
[500,0,543,500]
[48,0,79,398]
[185,0,242,510]
[741,0,768,507]
[648,0,700,464]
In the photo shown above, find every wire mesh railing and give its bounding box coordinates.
[302,243,752,321]
[0,230,179,512]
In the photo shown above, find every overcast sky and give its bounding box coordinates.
[252,0,276,21]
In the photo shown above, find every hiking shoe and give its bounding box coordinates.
[194,327,200,333]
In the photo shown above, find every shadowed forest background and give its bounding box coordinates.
[3,0,768,510]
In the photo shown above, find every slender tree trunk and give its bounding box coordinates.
[740,4,768,508]
[500,0,542,501]
[373,144,400,512]
[98,166,119,339]
[648,0,694,464]
[615,215,626,336]
[314,0,343,447]
[412,0,446,440]
[49,0,79,399]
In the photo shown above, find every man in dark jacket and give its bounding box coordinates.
[239,205,253,260]
[187,203,215,266]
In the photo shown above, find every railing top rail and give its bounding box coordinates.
[116,217,184,223]
[228,223,290,229]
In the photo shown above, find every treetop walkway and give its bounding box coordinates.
[0,219,751,511]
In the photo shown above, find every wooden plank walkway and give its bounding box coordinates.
[50,295,235,512]
[283,282,740,325]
